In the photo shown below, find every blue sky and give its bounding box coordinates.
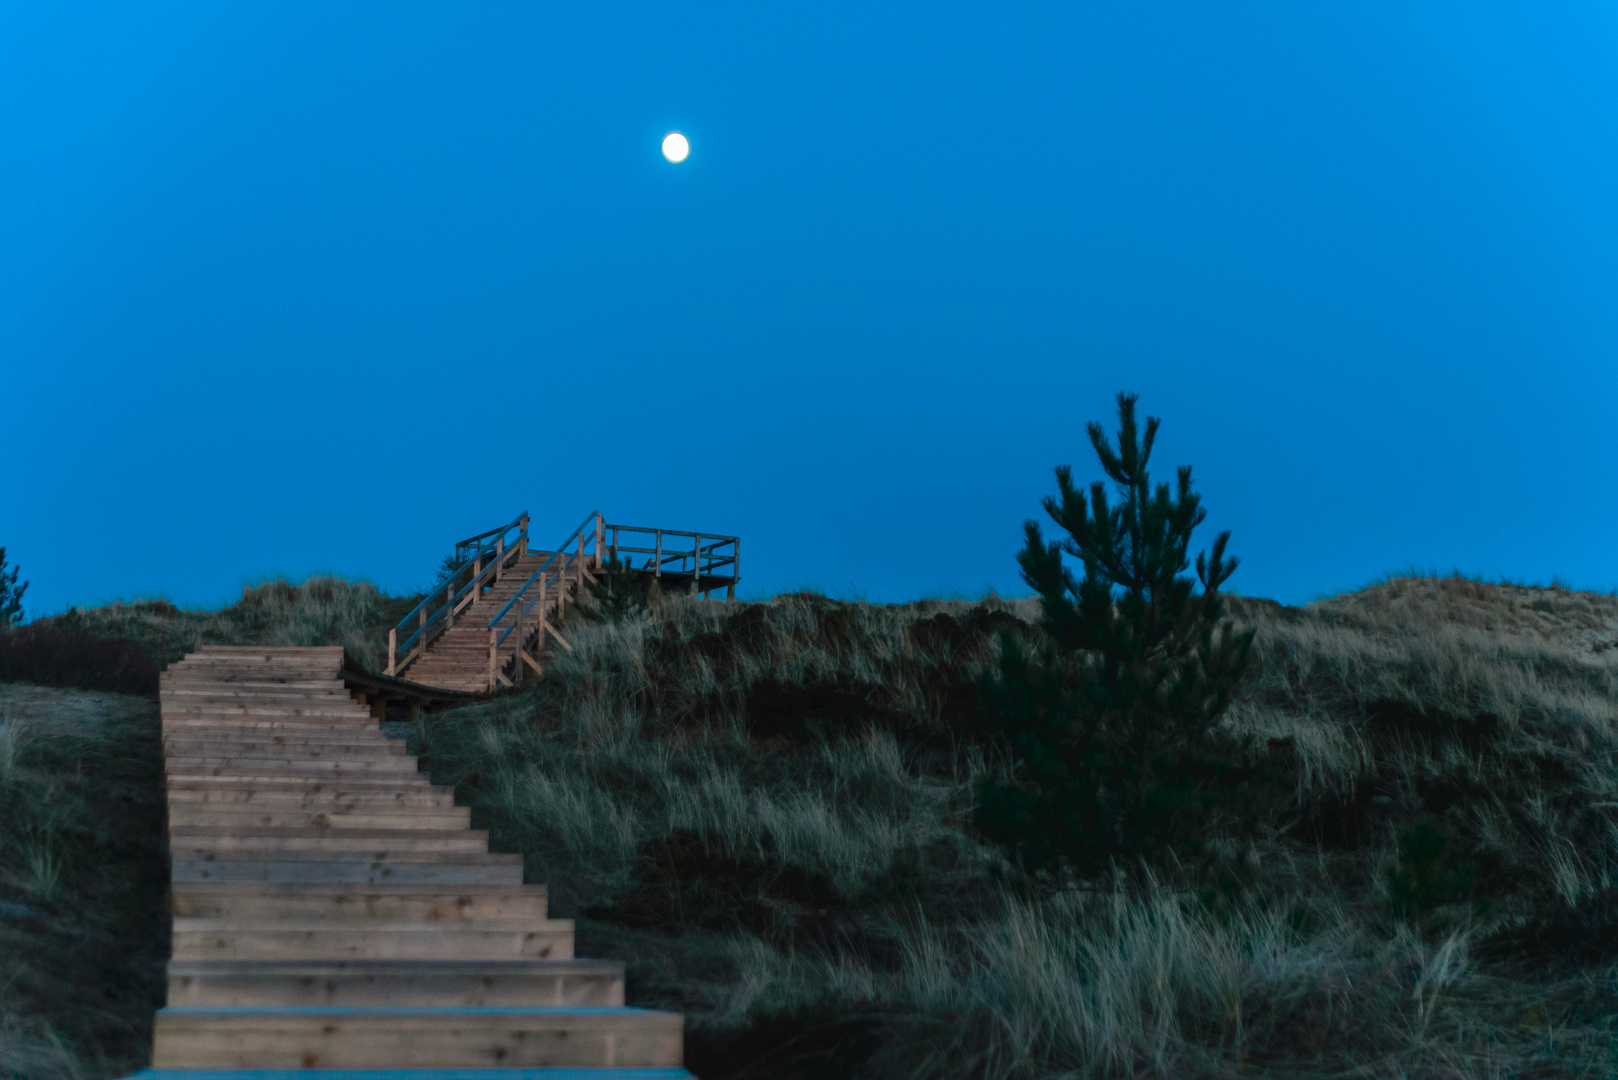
[4,1,1616,615]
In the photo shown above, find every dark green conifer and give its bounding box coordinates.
[976,393,1259,881]
[0,548,26,627]
[582,553,656,622]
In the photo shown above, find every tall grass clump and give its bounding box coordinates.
[414,580,1618,1079]
[0,685,168,1080]
[21,576,417,681]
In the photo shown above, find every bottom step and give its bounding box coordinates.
[126,1071,693,1079]
[151,1007,684,1069]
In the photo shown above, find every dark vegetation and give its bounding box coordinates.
[4,504,1618,1075]
[409,579,1618,1078]
[0,686,168,1080]
[978,394,1261,882]
[0,548,25,627]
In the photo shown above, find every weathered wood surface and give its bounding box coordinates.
[145,646,690,1074]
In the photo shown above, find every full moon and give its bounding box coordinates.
[661,132,690,163]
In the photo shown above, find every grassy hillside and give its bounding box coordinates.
[414,580,1618,1078]
[0,685,167,1080]
[3,575,1617,1078]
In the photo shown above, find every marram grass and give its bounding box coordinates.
[4,576,1618,1078]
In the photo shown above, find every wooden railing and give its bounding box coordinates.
[482,510,605,690]
[386,512,531,677]
[385,510,742,690]
[602,523,740,599]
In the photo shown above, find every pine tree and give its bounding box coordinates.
[0,548,27,627]
[976,393,1260,882]
[581,553,657,622]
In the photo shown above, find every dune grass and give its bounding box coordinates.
[411,581,1618,1078]
[8,577,415,689]
[0,685,168,1080]
[4,573,1618,1077]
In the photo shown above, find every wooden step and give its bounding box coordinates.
[163,741,405,758]
[170,828,491,856]
[160,676,345,689]
[163,718,382,734]
[151,1006,683,1069]
[173,853,524,886]
[162,706,374,720]
[171,919,573,961]
[164,728,395,744]
[171,884,549,922]
[166,958,623,1007]
[165,781,449,810]
[162,682,351,695]
[168,806,472,830]
[166,760,421,777]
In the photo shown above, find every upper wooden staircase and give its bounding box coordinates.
[388,512,740,694]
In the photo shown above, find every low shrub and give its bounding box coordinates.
[0,621,159,694]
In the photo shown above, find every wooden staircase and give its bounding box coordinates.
[389,512,741,695]
[134,645,691,1079]
[401,550,572,694]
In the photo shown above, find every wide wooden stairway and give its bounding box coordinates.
[130,645,692,1079]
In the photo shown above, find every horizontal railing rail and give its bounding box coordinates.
[604,523,740,599]
[455,512,527,569]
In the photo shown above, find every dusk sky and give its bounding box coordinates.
[4,2,1616,616]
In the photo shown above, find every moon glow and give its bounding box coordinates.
[662,132,690,163]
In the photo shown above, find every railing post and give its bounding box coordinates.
[538,576,548,643]
[514,598,526,687]
[487,628,497,693]
[654,531,662,578]
[691,535,701,597]
[387,628,397,675]
[494,537,504,585]
[520,513,529,556]
[445,583,455,630]
[594,513,603,568]
[731,537,740,602]
[471,557,481,606]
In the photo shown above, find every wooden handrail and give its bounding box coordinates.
[388,512,529,676]
[389,511,742,686]
[490,511,601,647]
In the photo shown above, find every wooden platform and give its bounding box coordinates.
[136,646,693,1079]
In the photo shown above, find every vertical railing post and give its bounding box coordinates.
[594,513,604,568]
[538,576,548,645]
[691,535,701,596]
[494,537,504,585]
[387,628,397,675]
[729,537,739,601]
[471,557,481,606]
[519,513,529,556]
[487,628,497,692]
[654,531,662,578]
[514,598,526,687]
[444,583,455,631]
